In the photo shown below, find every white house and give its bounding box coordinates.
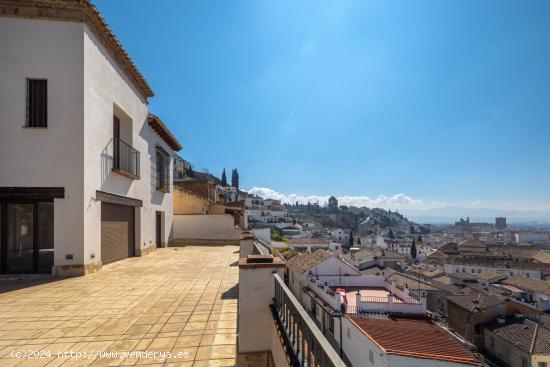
[331,228,350,243]
[0,0,182,276]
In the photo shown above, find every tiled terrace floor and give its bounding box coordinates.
[0,246,239,367]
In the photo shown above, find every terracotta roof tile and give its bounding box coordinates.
[503,276,550,296]
[286,249,333,274]
[485,317,550,355]
[387,272,439,292]
[349,316,479,365]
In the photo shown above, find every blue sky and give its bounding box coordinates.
[95,0,550,210]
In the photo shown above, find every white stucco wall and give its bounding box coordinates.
[0,17,85,266]
[444,263,542,279]
[251,228,271,243]
[238,264,285,353]
[173,214,240,240]
[82,25,174,265]
[0,17,176,271]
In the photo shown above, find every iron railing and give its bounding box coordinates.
[272,273,346,367]
[156,148,170,192]
[113,138,140,178]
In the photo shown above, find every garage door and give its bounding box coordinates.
[101,202,135,264]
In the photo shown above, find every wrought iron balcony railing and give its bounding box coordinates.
[113,138,140,179]
[272,273,346,367]
[156,148,170,193]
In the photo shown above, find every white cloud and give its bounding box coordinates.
[246,187,422,209]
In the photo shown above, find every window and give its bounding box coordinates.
[369,350,374,364]
[26,79,48,127]
[155,147,170,192]
[526,273,530,278]
[489,336,494,348]
[522,358,527,367]
[538,362,547,367]
[346,327,351,339]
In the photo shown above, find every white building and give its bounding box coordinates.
[244,196,265,209]
[331,228,350,243]
[0,1,182,276]
[286,250,478,367]
[515,232,549,245]
[245,208,289,224]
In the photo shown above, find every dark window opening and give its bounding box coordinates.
[26,79,48,127]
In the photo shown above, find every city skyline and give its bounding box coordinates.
[95,0,550,211]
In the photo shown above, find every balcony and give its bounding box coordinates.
[113,138,140,179]
[155,147,170,192]
[272,273,346,367]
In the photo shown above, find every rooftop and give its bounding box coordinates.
[387,272,439,292]
[447,292,506,312]
[484,317,550,355]
[348,316,479,365]
[286,249,333,274]
[502,276,550,296]
[288,238,329,245]
[148,113,183,151]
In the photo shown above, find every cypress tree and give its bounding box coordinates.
[411,238,417,261]
[221,168,227,186]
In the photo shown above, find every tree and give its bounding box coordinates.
[221,168,227,186]
[356,237,361,245]
[231,168,239,189]
[388,229,395,239]
[411,238,417,261]
[348,231,354,248]
[328,196,338,210]
[417,234,422,242]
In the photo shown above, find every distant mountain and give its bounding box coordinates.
[400,206,550,225]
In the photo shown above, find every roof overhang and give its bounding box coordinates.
[148,113,182,151]
[0,0,154,100]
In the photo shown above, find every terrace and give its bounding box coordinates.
[0,246,238,366]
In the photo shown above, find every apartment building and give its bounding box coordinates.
[0,0,181,275]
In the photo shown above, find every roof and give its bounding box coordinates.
[286,250,334,274]
[387,272,439,292]
[147,114,182,151]
[1,0,153,98]
[471,271,507,282]
[447,293,505,312]
[437,242,460,254]
[406,266,445,279]
[289,238,329,245]
[360,266,395,277]
[534,251,550,264]
[349,316,479,365]
[502,276,550,296]
[484,317,550,355]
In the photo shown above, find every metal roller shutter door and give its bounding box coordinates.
[101,202,135,264]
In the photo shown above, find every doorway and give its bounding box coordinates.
[0,201,54,273]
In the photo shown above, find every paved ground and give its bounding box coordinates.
[0,246,239,367]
